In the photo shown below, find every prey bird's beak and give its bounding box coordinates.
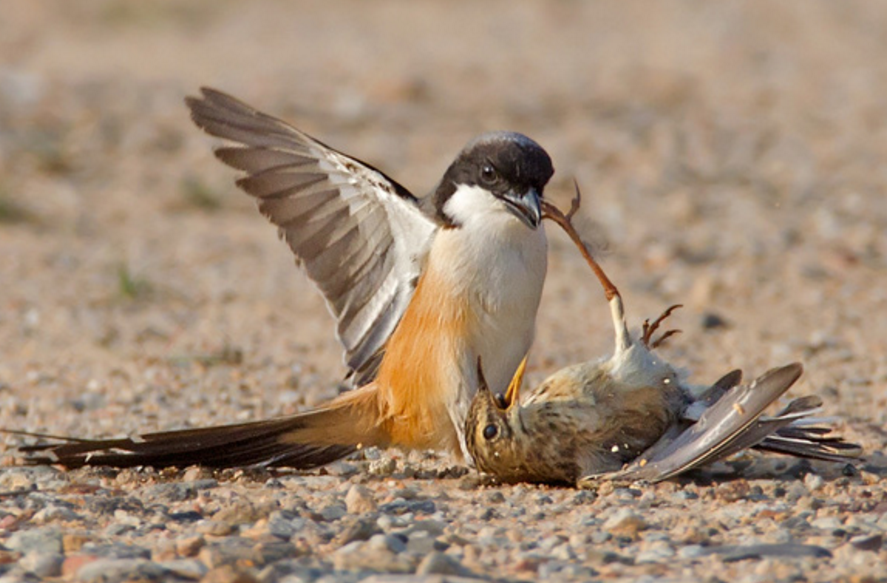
[502,188,541,229]
[475,357,505,410]
[475,357,491,396]
[503,356,527,410]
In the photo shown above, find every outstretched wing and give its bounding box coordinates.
[187,88,437,385]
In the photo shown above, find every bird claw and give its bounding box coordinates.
[641,304,683,348]
[650,329,682,349]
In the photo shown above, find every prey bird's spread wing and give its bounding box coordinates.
[604,363,858,483]
[187,88,437,385]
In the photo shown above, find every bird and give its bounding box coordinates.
[465,206,860,485]
[5,88,556,469]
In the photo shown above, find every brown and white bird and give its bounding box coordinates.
[7,88,555,469]
[465,210,860,485]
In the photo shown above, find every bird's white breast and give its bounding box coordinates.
[433,184,549,454]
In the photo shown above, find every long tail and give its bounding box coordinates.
[587,363,861,484]
[3,385,388,470]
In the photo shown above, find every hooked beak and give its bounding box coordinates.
[502,188,542,229]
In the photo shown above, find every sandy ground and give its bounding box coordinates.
[1,1,886,581]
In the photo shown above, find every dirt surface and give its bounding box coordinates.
[1,1,886,581]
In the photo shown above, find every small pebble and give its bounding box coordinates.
[603,509,648,538]
[635,541,675,563]
[368,457,398,476]
[61,555,99,578]
[804,473,825,491]
[850,534,883,551]
[74,558,167,583]
[333,538,415,573]
[19,552,64,578]
[701,312,729,330]
[197,520,236,537]
[198,539,256,569]
[318,504,347,522]
[415,550,469,576]
[678,544,706,559]
[79,542,151,560]
[158,559,209,579]
[175,535,206,557]
[345,484,378,514]
[405,531,437,555]
[200,564,259,583]
[6,527,63,555]
[338,517,382,545]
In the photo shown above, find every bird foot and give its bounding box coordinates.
[641,304,683,349]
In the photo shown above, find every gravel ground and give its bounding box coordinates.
[1,1,886,581]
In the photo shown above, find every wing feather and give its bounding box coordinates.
[187,88,437,384]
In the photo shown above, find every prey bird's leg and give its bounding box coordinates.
[641,304,683,349]
[541,181,631,354]
[608,295,632,355]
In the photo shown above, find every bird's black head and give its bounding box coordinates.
[430,132,554,229]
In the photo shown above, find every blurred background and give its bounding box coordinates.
[1,1,885,450]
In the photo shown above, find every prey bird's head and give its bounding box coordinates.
[465,359,531,481]
[431,132,554,230]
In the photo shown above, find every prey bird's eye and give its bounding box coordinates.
[483,424,499,440]
[480,164,499,185]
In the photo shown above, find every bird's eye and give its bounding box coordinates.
[483,424,499,440]
[480,164,499,184]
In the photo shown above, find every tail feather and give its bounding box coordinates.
[5,386,384,470]
[756,424,863,463]
[589,363,860,483]
[697,396,860,464]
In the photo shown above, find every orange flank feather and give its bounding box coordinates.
[281,263,476,454]
[374,264,473,455]
[286,264,476,454]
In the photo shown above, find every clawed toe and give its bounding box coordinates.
[642,304,683,348]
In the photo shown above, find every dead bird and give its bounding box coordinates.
[464,204,860,486]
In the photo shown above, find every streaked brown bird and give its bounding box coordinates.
[465,218,860,485]
[4,88,558,469]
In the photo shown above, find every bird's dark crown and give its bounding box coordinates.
[428,132,554,226]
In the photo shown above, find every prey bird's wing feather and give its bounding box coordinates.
[752,419,863,463]
[610,363,806,482]
[187,88,437,386]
